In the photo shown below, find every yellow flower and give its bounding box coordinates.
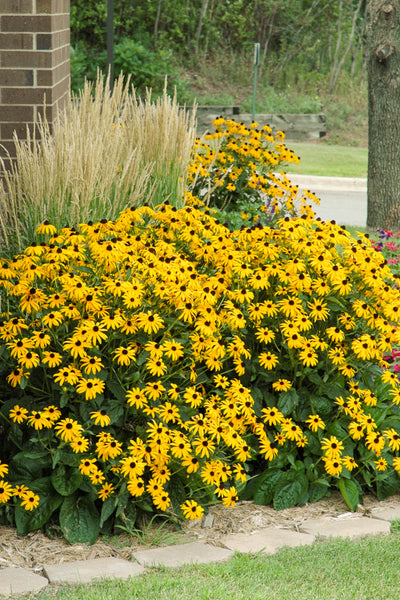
[258,352,279,370]
[181,500,204,520]
[221,486,238,508]
[113,346,137,366]
[343,456,358,471]
[321,436,344,459]
[20,490,40,511]
[305,414,325,433]
[0,480,14,504]
[54,418,83,442]
[374,457,387,471]
[76,377,105,400]
[98,482,115,501]
[90,410,111,427]
[272,378,292,392]
[9,405,29,424]
[323,457,342,477]
[152,491,171,511]
[41,351,63,368]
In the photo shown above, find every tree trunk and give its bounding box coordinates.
[195,0,210,56]
[367,0,400,229]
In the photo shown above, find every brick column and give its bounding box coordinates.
[0,0,70,172]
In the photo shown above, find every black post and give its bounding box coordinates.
[107,0,114,90]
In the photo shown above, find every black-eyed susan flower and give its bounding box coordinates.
[98,482,115,501]
[26,410,49,430]
[90,410,111,427]
[221,486,238,508]
[0,480,13,504]
[144,381,166,401]
[76,377,105,400]
[96,435,122,460]
[375,457,388,471]
[9,405,28,424]
[272,378,292,392]
[305,414,325,433]
[137,311,164,334]
[79,458,98,476]
[152,490,171,511]
[41,351,63,368]
[0,461,8,478]
[321,436,344,459]
[261,406,284,426]
[365,431,385,456]
[323,457,342,477]
[258,351,279,370]
[54,417,83,442]
[181,499,204,520]
[20,490,40,511]
[70,436,90,453]
[113,345,137,366]
[308,298,329,321]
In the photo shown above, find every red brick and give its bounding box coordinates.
[52,45,69,66]
[0,140,19,158]
[52,29,69,48]
[2,87,52,105]
[36,0,52,13]
[36,0,70,14]
[0,69,33,86]
[2,0,34,13]
[36,69,53,86]
[0,122,39,140]
[2,16,52,33]
[1,105,34,122]
[35,104,54,121]
[51,14,69,30]
[1,50,52,69]
[0,33,34,50]
[36,34,52,50]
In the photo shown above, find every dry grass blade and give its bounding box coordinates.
[0,73,197,256]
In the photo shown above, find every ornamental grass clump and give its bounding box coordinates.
[0,73,196,257]
[2,198,400,542]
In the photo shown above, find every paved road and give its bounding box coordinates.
[287,174,368,227]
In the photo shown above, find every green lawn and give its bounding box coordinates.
[34,533,400,600]
[285,142,368,178]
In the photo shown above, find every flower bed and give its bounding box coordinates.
[1,191,400,542]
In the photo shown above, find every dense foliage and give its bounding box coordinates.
[70,0,368,97]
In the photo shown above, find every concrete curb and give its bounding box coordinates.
[1,506,400,598]
[286,173,367,193]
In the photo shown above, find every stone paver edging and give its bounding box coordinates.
[1,508,400,598]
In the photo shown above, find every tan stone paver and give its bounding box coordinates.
[220,527,315,554]
[0,567,48,598]
[301,516,391,539]
[132,541,233,567]
[43,557,145,585]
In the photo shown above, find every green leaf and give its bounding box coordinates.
[51,465,83,496]
[277,389,299,416]
[59,495,100,544]
[107,378,126,402]
[100,496,117,527]
[376,472,400,500]
[10,451,48,480]
[273,479,304,510]
[15,494,63,535]
[308,481,330,504]
[338,478,359,511]
[252,470,284,505]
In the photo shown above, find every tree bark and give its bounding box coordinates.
[367,0,400,229]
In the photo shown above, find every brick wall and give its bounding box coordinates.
[0,0,70,171]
